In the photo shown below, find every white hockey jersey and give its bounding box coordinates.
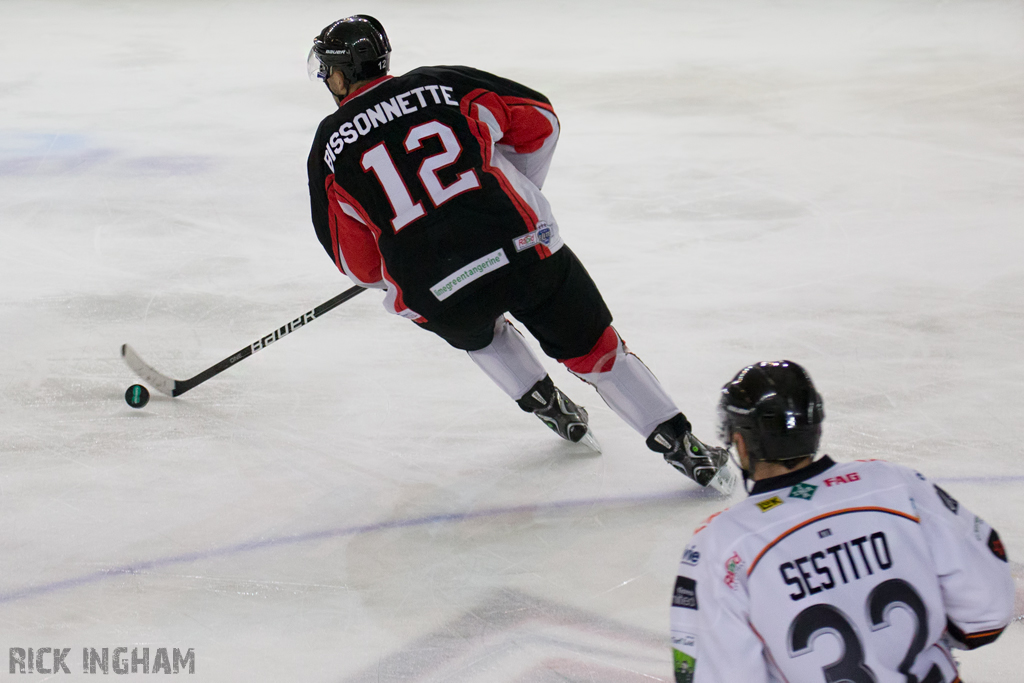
[670,456,1014,683]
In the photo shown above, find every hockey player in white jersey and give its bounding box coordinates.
[670,360,1014,683]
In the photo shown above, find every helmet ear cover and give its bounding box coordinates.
[718,361,824,464]
[309,15,391,84]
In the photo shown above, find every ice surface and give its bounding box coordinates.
[1,0,1022,680]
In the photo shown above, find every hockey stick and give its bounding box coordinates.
[121,285,367,397]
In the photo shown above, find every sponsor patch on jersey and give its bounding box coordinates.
[974,516,985,541]
[757,496,784,512]
[789,483,818,500]
[988,529,1008,562]
[673,649,696,683]
[430,248,509,301]
[511,223,553,252]
[724,552,744,590]
[681,544,701,566]
[933,485,959,514]
[672,576,698,609]
[672,631,697,648]
[824,472,860,487]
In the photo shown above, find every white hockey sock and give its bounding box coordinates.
[570,342,679,437]
[467,317,548,400]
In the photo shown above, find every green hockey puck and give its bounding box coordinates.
[125,384,150,409]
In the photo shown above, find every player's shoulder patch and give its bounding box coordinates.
[673,646,696,683]
[821,457,900,488]
[672,576,698,610]
[788,482,817,500]
[756,496,785,512]
[723,551,745,591]
[933,484,959,514]
[822,471,862,488]
[988,529,1008,562]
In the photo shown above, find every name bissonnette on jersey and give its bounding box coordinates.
[323,84,459,172]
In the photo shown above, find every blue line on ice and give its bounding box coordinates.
[1,475,1020,605]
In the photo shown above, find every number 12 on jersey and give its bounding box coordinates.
[360,121,481,232]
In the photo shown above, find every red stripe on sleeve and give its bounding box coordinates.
[499,95,556,114]
[327,181,416,317]
[501,102,554,154]
[325,175,382,283]
[459,89,539,232]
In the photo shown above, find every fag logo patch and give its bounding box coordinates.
[934,485,959,514]
[824,472,860,487]
[672,576,698,610]
[681,544,701,566]
[789,483,818,500]
[757,496,784,512]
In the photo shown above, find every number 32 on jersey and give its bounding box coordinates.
[789,578,947,683]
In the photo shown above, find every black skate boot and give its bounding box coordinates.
[646,413,735,493]
[517,376,601,452]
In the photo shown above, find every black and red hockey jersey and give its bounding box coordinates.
[307,66,564,321]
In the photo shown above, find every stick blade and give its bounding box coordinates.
[121,344,179,397]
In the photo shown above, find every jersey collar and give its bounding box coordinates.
[748,455,836,495]
[338,75,393,107]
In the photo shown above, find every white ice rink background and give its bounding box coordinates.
[1,0,1022,680]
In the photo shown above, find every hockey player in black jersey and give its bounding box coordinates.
[670,360,1014,682]
[305,15,732,491]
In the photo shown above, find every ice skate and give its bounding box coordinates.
[517,377,601,453]
[647,415,735,494]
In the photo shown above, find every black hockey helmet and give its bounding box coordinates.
[308,15,391,84]
[718,360,824,463]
